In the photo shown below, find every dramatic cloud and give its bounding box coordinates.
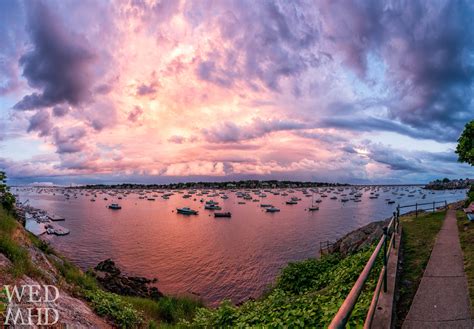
[0,0,25,95]
[1,0,473,184]
[188,0,322,91]
[14,1,95,110]
[203,118,309,143]
[52,106,69,117]
[52,126,87,154]
[27,110,52,137]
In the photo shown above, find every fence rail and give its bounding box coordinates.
[399,200,448,218]
[328,200,448,328]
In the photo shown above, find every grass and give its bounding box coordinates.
[0,206,39,278]
[396,210,446,327]
[457,210,474,317]
[123,295,203,324]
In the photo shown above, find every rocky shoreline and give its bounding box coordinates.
[90,259,164,300]
[331,219,390,256]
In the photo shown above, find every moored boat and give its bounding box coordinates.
[266,206,280,212]
[177,207,198,215]
[214,212,231,218]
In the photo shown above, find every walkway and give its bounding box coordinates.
[403,209,472,328]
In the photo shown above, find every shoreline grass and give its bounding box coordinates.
[456,210,474,317]
[396,210,445,327]
[0,206,40,278]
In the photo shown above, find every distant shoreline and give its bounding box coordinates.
[11,181,431,189]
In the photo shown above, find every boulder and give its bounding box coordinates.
[94,258,121,275]
[332,220,390,256]
[92,259,163,300]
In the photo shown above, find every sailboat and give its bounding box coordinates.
[308,194,319,211]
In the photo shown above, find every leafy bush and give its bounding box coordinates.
[123,295,202,324]
[0,171,15,213]
[456,120,474,166]
[277,253,340,294]
[85,289,144,328]
[0,207,38,277]
[467,185,474,206]
[185,247,381,327]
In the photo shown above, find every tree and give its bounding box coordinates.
[456,120,474,166]
[0,171,15,212]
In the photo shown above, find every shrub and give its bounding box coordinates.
[85,289,144,328]
[185,247,381,327]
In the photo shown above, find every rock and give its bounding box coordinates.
[93,259,163,300]
[332,220,390,256]
[94,258,121,275]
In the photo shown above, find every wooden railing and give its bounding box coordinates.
[328,200,448,328]
[398,200,448,218]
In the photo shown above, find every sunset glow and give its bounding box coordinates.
[1,0,473,184]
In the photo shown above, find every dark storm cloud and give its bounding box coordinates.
[192,0,474,143]
[0,0,25,95]
[320,0,474,142]
[52,127,87,154]
[52,106,69,117]
[13,1,95,110]
[27,110,52,137]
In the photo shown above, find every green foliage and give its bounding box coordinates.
[30,233,55,254]
[84,289,144,328]
[0,287,7,318]
[457,210,474,317]
[185,247,381,327]
[456,120,474,166]
[123,295,203,324]
[0,171,15,213]
[52,258,99,293]
[467,185,474,206]
[277,253,340,294]
[0,206,38,277]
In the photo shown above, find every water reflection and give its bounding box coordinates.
[13,186,466,305]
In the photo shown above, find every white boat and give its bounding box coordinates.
[309,194,320,211]
[108,203,122,210]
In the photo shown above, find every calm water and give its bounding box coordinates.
[13,186,466,305]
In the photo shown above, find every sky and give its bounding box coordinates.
[0,0,473,185]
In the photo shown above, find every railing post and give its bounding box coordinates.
[393,212,398,247]
[445,200,447,209]
[383,227,388,293]
[397,206,400,233]
[415,203,418,218]
[433,201,435,212]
